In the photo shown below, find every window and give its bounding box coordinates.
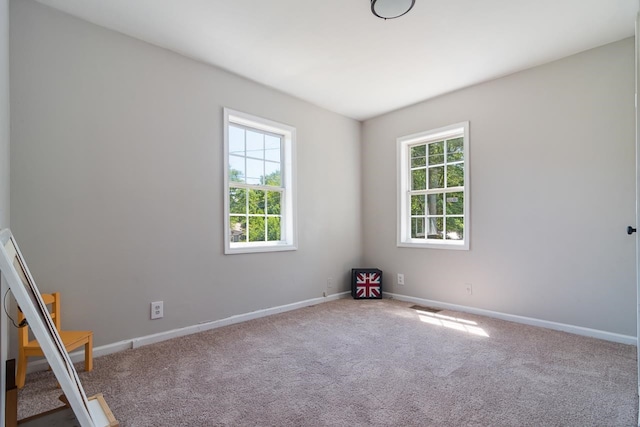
[224,108,297,254]
[397,122,469,250]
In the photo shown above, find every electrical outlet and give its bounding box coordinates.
[465,283,473,295]
[397,273,405,286]
[327,277,334,289]
[151,301,164,319]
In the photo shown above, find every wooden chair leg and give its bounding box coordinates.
[16,351,27,389]
[85,335,93,372]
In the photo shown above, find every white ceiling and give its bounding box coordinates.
[35,0,638,121]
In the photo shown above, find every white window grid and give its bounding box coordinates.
[408,138,464,241]
[397,121,469,250]
[224,108,297,254]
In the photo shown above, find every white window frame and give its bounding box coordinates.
[224,108,297,254]
[397,122,470,250]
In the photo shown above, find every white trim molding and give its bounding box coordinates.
[385,292,636,345]
[26,289,634,376]
[223,107,298,254]
[26,292,350,373]
[397,121,470,250]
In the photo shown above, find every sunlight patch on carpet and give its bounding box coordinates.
[416,310,490,337]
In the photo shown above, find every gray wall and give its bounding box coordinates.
[0,0,7,229]
[8,0,636,354]
[1,0,9,423]
[9,0,363,347]
[362,38,636,336]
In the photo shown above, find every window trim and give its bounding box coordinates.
[223,108,297,254]
[397,122,470,250]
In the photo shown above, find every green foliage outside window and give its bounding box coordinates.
[409,138,465,241]
[229,169,283,243]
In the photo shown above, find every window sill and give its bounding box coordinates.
[225,242,298,255]
[397,240,469,251]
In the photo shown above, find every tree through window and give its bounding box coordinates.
[398,122,469,250]
[224,109,297,254]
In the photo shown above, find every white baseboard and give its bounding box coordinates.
[27,291,350,373]
[131,291,349,348]
[26,289,633,374]
[385,292,636,345]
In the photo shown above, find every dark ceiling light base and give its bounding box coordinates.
[371,0,416,20]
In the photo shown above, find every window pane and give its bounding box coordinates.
[226,109,296,253]
[446,192,463,215]
[426,217,443,239]
[411,144,426,157]
[246,130,264,159]
[412,157,426,168]
[398,123,468,249]
[447,138,464,162]
[249,216,265,242]
[427,193,443,215]
[446,217,464,240]
[264,161,281,186]
[429,141,444,165]
[229,188,246,214]
[229,126,245,156]
[429,166,444,189]
[267,216,281,241]
[447,163,464,187]
[412,169,426,191]
[246,158,263,185]
[229,216,246,243]
[267,191,281,215]
[411,195,425,215]
[265,135,281,162]
[248,189,265,214]
[229,155,245,183]
[411,145,426,167]
[411,217,425,238]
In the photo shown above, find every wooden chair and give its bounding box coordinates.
[17,292,93,388]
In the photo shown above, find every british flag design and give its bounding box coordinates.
[355,272,381,298]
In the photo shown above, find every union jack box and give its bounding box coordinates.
[351,268,383,299]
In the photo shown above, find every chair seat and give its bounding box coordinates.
[23,330,92,354]
[16,292,94,388]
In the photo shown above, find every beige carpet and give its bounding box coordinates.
[17,298,638,426]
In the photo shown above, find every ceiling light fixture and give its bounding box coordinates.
[371,0,415,20]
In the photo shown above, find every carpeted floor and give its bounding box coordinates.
[17,298,638,426]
